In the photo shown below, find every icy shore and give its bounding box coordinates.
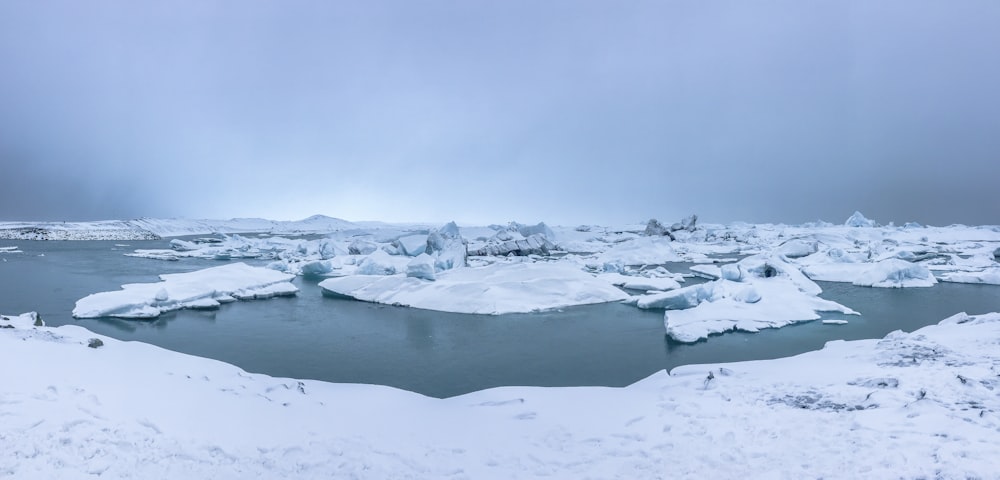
[3,310,999,478]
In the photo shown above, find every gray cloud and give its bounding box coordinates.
[1,0,998,225]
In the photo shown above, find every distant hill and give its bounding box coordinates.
[0,215,359,240]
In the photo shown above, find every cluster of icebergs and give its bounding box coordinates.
[68,211,1000,342]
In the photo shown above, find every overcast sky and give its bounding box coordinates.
[1,1,998,226]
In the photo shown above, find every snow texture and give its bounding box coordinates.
[3,310,1000,479]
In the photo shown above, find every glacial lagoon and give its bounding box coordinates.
[3,238,1000,398]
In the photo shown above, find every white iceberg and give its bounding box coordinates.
[405,253,437,281]
[319,261,629,314]
[774,238,819,258]
[619,276,681,292]
[850,259,938,288]
[394,234,428,256]
[803,259,937,288]
[844,211,877,227]
[939,267,1000,285]
[73,263,298,318]
[596,236,682,266]
[355,249,409,275]
[653,255,857,342]
[425,221,467,272]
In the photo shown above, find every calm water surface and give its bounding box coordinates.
[2,239,999,398]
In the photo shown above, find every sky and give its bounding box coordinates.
[1,1,998,226]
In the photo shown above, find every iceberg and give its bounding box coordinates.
[512,221,556,240]
[803,259,937,288]
[73,263,298,318]
[939,267,1000,286]
[319,261,629,314]
[355,249,409,275]
[774,238,818,258]
[643,218,674,239]
[844,211,877,227]
[469,233,555,257]
[596,236,682,266]
[405,253,437,281]
[394,234,428,257]
[425,221,468,272]
[649,255,857,342]
[348,238,378,255]
[850,259,938,288]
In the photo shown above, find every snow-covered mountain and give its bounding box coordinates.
[0,215,359,240]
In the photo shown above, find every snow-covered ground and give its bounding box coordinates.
[3,310,999,478]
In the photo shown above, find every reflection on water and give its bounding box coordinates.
[2,239,999,398]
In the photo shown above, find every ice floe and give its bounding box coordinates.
[73,263,298,318]
[802,258,938,288]
[319,261,629,314]
[641,255,858,342]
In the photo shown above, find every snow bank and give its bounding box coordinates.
[4,311,1000,478]
[319,261,629,314]
[73,263,298,318]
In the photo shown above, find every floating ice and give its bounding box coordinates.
[394,234,428,256]
[355,249,408,276]
[803,259,937,288]
[406,254,437,281]
[651,255,857,342]
[425,222,468,272]
[774,238,818,258]
[939,267,1000,286]
[596,236,682,266]
[73,263,298,318]
[320,261,629,314]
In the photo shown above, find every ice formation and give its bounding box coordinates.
[73,263,298,318]
[643,256,858,342]
[20,212,998,338]
[319,261,630,314]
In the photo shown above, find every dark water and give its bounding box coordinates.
[2,239,999,398]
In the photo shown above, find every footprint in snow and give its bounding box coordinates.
[625,416,645,427]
